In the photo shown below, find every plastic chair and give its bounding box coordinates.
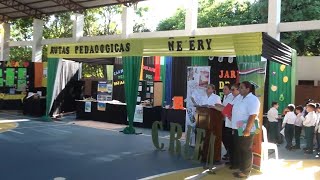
[261,126,279,161]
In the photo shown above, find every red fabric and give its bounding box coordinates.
[222,103,233,119]
[154,56,161,81]
[34,62,43,88]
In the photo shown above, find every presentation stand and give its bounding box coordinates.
[195,106,223,162]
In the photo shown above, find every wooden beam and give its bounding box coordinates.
[279,20,320,32]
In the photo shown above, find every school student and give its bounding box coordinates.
[315,104,320,153]
[293,106,304,149]
[282,105,296,150]
[267,102,280,143]
[302,103,318,154]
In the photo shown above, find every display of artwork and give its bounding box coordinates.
[97,81,113,101]
[5,68,15,87]
[97,102,106,111]
[17,80,27,91]
[18,68,27,79]
[133,105,143,123]
[137,80,154,105]
[85,101,92,112]
[185,66,211,146]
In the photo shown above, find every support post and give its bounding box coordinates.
[185,0,198,36]
[72,13,84,42]
[0,22,10,61]
[122,6,134,38]
[32,19,44,62]
[268,0,281,40]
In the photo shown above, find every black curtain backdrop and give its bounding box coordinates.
[171,57,191,102]
[143,57,155,81]
[112,58,125,102]
[208,57,238,98]
[50,71,83,116]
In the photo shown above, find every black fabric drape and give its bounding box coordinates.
[208,57,238,97]
[50,71,83,115]
[262,33,292,65]
[171,57,191,101]
[142,56,155,81]
[112,58,125,102]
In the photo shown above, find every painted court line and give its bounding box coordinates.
[138,167,202,180]
[47,128,71,133]
[15,124,69,130]
[8,130,24,134]
[0,119,30,123]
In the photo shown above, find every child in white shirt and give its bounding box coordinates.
[315,104,320,153]
[303,103,318,154]
[282,105,297,150]
[293,106,304,149]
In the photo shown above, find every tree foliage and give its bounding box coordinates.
[133,6,151,32]
[156,8,185,31]
[157,0,320,56]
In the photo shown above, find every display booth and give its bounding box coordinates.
[47,32,296,167]
[0,60,47,116]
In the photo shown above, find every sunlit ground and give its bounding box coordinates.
[152,159,320,180]
[249,159,320,180]
[0,122,18,133]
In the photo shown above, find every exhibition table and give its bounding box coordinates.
[76,100,186,130]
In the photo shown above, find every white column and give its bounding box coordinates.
[72,13,84,42]
[185,0,198,35]
[121,6,134,38]
[32,19,44,62]
[268,0,281,40]
[0,22,10,61]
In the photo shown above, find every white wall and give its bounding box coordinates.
[296,56,320,85]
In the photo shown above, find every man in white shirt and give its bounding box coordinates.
[267,102,279,143]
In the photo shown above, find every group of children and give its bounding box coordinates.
[267,102,320,154]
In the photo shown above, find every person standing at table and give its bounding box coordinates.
[231,81,260,179]
[267,102,280,143]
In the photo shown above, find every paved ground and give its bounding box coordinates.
[0,111,318,180]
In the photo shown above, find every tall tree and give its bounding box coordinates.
[9,18,33,61]
[157,0,320,56]
[156,8,186,31]
[133,6,151,32]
